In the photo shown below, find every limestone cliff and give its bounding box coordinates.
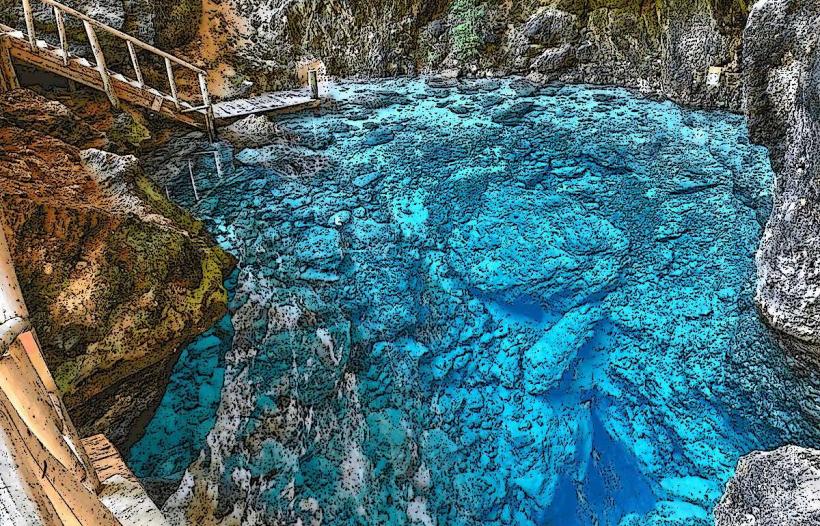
[743,0,820,355]
[714,0,820,522]
[188,0,748,110]
[0,89,234,447]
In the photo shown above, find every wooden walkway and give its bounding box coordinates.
[0,0,321,139]
[213,90,320,121]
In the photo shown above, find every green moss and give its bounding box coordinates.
[449,0,486,63]
[110,111,151,148]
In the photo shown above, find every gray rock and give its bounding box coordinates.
[715,446,820,526]
[744,0,820,348]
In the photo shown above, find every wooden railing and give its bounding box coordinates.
[19,0,215,138]
[0,217,124,525]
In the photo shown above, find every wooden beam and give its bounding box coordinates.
[1,33,208,128]
[126,41,143,86]
[21,0,36,50]
[82,20,119,108]
[164,57,179,109]
[53,7,68,66]
[0,38,19,92]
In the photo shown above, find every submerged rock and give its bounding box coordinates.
[147,80,802,526]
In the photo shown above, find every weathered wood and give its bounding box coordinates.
[198,72,215,141]
[3,31,204,128]
[0,38,18,92]
[126,41,143,86]
[82,20,119,108]
[53,7,68,65]
[164,57,179,109]
[212,92,320,122]
[309,70,319,99]
[21,0,36,50]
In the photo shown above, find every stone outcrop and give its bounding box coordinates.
[715,445,820,526]
[743,0,820,355]
[0,89,234,447]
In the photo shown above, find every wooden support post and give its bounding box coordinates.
[54,7,68,66]
[197,72,216,142]
[126,41,143,86]
[309,70,319,99]
[165,57,180,109]
[83,21,119,108]
[22,0,36,50]
[0,39,19,93]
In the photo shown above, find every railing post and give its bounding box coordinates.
[0,38,19,92]
[309,70,319,100]
[197,72,216,142]
[82,20,119,108]
[53,7,69,66]
[126,41,144,87]
[165,57,180,110]
[21,0,36,50]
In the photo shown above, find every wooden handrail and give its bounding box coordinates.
[18,0,216,140]
[35,0,205,75]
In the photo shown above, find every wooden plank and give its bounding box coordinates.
[309,70,319,99]
[164,57,179,109]
[212,95,320,121]
[126,41,143,86]
[83,20,119,108]
[53,8,69,66]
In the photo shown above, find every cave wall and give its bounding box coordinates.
[196,0,749,110]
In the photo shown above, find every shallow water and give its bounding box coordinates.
[131,79,820,525]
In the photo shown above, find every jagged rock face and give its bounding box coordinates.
[715,446,820,526]
[193,0,747,110]
[0,89,233,447]
[743,0,820,352]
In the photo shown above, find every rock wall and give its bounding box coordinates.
[194,0,749,110]
[0,89,234,448]
[715,0,820,523]
[743,0,820,355]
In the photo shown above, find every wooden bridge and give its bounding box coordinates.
[0,0,321,140]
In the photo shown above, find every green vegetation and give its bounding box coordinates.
[449,0,487,63]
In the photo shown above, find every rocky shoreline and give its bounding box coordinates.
[0,88,234,448]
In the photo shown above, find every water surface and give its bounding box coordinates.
[131,79,819,525]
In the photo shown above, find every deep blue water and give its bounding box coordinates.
[130,79,820,525]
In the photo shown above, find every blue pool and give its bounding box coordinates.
[131,79,820,525]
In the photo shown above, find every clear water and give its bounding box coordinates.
[131,79,820,525]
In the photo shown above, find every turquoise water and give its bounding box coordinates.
[131,79,820,525]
